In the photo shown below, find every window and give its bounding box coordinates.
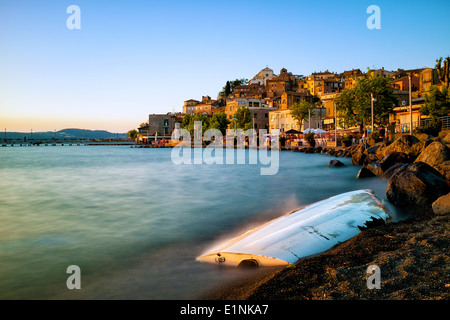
[164,119,169,127]
[254,113,258,118]
[265,113,268,118]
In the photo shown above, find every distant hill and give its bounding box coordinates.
[3,129,128,140]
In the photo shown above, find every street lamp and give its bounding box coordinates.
[334,102,337,147]
[232,118,238,131]
[409,75,413,134]
[371,94,377,135]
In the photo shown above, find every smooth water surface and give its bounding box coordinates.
[0,146,398,299]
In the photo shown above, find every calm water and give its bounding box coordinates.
[0,146,399,299]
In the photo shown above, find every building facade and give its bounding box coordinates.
[269,107,325,134]
[148,113,178,140]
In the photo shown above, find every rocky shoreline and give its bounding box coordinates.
[202,132,450,300]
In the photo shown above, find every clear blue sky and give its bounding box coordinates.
[1,0,449,132]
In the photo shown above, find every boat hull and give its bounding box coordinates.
[196,190,392,267]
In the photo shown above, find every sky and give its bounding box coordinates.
[1,0,449,133]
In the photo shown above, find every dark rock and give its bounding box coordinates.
[363,153,380,165]
[414,141,450,168]
[386,162,450,217]
[365,141,389,158]
[379,152,412,171]
[380,163,408,180]
[377,135,420,159]
[315,146,322,153]
[335,150,344,157]
[328,160,345,167]
[433,160,450,186]
[351,143,368,165]
[304,148,315,154]
[356,167,376,179]
[413,133,432,141]
[365,162,383,176]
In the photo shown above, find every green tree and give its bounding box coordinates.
[218,78,249,97]
[209,112,230,135]
[290,100,315,130]
[181,113,210,137]
[420,85,450,117]
[126,129,138,140]
[436,56,450,87]
[231,106,253,130]
[225,81,231,96]
[335,75,397,131]
[181,113,192,129]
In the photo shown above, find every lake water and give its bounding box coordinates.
[0,146,400,299]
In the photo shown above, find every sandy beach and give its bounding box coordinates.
[199,209,449,300]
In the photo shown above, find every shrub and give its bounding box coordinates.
[421,116,442,137]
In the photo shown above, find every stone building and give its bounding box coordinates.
[225,98,272,130]
[232,83,265,99]
[269,106,325,134]
[182,96,220,115]
[249,67,275,86]
[148,113,178,140]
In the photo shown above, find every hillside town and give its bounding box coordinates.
[134,58,450,147]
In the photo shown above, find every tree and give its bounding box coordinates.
[181,113,192,129]
[290,100,315,130]
[436,56,450,87]
[225,81,231,96]
[335,74,397,132]
[231,106,253,130]
[420,85,450,117]
[218,78,249,97]
[181,113,210,137]
[126,129,138,140]
[209,112,230,135]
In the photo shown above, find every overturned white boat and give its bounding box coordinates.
[197,190,391,267]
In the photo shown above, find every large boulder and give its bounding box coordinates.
[365,162,383,176]
[433,160,450,186]
[356,167,376,179]
[380,163,408,180]
[440,132,450,144]
[363,153,379,165]
[351,143,368,165]
[432,193,450,215]
[377,135,420,159]
[379,152,412,172]
[414,141,450,168]
[413,133,432,141]
[386,162,449,217]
